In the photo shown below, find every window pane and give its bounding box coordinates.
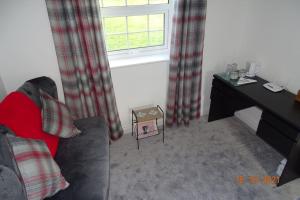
[104,17,126,34]
[102,0,125,7]
[128,15,148,32]
[128,32,148,48]
[149,14,164,31]
[149,31,164,46]
[106,34,128,51]
[149,0,168,4]
[127,0,148,5]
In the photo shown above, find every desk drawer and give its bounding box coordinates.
[257,120,294,157]
[262,111,299,141]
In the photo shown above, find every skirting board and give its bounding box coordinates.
[124,106,263,134]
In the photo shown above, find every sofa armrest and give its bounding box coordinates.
[0,126,27,200]
[26,76,58,99]
[17,76,58,108]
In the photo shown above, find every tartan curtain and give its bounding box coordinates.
[46,0,123,140]
[166,0,207,126]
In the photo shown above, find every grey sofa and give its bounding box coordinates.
[0,77,110,200]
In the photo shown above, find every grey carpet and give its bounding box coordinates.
[109,117,300,200]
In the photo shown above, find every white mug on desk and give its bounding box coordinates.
[246,62,260,77]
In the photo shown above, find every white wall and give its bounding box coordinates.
[0,76,6,101]
[201,0,251,115]
[111,62,169,131]
[241,0,300,94]
[0,0,64,101]
[1,0,298,132]
[0,0,248,132]
[112,0,251,131]
[234,0,300,130]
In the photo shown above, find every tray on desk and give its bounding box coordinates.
[217,73,257,86]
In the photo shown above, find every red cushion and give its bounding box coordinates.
[0,92,59,157]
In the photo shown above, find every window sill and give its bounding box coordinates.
[109,54,170,69]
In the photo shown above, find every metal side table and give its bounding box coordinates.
[132,105,164,149]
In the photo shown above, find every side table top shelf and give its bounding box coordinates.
[132,106,164,123]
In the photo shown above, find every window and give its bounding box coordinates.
[100,0,171,57]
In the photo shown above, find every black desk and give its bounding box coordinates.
[208,74,300,186]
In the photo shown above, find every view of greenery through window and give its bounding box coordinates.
[100,0,168,52]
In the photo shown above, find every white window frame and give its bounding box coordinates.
[100,1,173,61]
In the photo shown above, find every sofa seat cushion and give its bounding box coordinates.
[48,116,109,200]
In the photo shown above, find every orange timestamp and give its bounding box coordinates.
[236,175,280,185]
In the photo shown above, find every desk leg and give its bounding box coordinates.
[136,122,139,150]
[162,117,165,143]
[278,140,300,186]
[208,98,235,122]
[132,111,134,136]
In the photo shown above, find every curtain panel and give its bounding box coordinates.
[46,0,123,140]
[166,0,207,126]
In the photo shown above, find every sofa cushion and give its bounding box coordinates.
[8,135,69,200]
[0,92,59,156]
[48,117,109,200]
[40,90,80,138]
